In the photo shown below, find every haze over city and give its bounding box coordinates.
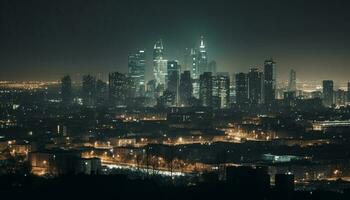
[1,0,350,82]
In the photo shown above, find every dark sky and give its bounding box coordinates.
[1,0,350,82]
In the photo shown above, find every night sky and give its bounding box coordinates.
[1,0,350,82]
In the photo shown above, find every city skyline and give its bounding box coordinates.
[1,0,350,82]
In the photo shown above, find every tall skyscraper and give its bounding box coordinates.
[95,79,107,106]
[167,60,181,105]
[128,50,146,97]
[109,72,132,107]
[82,75,96,107]
[179,71,193,106]
[213,73,230,109]
[288,69,297,92]
[145,80,157,107]
[191,48,199,79]
[322,80,334,107]
[263,59,276,106]
[335,89,346,106]
[248,68,263,106]
[61,75,73,106]
[235,73,248,106]
[199,72,213,107]
[153,39,168,88]
[348,81,350,105]
[197,36,208,76]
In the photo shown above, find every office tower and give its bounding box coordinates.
[348,81,350,104]
[335,89,346,106]
[179,71,193,106]
[153,39,168,88]
[235,73,248,106]
[212,73,230,109]
[230,74,236,105]
[283,91,296,107]
[167,60,181,105]
[128,50,146,97]
[61,75,73,106]
[145,80,157,107]
[208,60,217,75]
[109,72,132,107]
[199,72,213,107]
[263,59,276,106]
[191,48,199,79]
[288,69,296,92]
[95,79,107,106]
[82,75,96,107]
[248,68,263,106]
[197,36,208,76]
[322,80,334,107]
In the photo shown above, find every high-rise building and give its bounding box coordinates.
[179,71,193,106]
[145,80,157,107]
[347,81,350,105]
[248,68,263,106]
[263,59,276,106]
[95,79,107,106]
[153,39,168,88]
[109,72,132,107]
[167,60,181,105]
[335,89,347,107]
[61,75,73,106]
[322,80,334,107]
[128,50,146,97]
[199,72,213,107]
[213,73,230,109]
[288,69,296,92]
[191,48,199,79]
[198,36,208,76]
[235,73,248,106]
[82,75,96,106]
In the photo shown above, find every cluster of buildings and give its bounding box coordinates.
[59,36,350,110]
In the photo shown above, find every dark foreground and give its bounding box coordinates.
[1,175,349,200]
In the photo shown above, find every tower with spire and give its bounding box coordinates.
[153,39,168,88]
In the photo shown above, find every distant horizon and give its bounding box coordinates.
[1,0,350,82]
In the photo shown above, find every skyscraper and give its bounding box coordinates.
[248,68,263,106]
[179,71,193,106]
[153,39,168,88]
[235,73,248,107]
[213,73,230,109]
[197,36,208,76]
[322,80,334,107]
[95,79,107,106]
[191,48,199,79]
[109,72,132,107]
[82,75,96,107]
[263,59,276,106]
[335,89,346,107]
[167,60,181,105]
[61,75,73,106]
[199,72,213,107]
[288,69,296,92]
[128,50,146,97]
[347,81,350,105]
